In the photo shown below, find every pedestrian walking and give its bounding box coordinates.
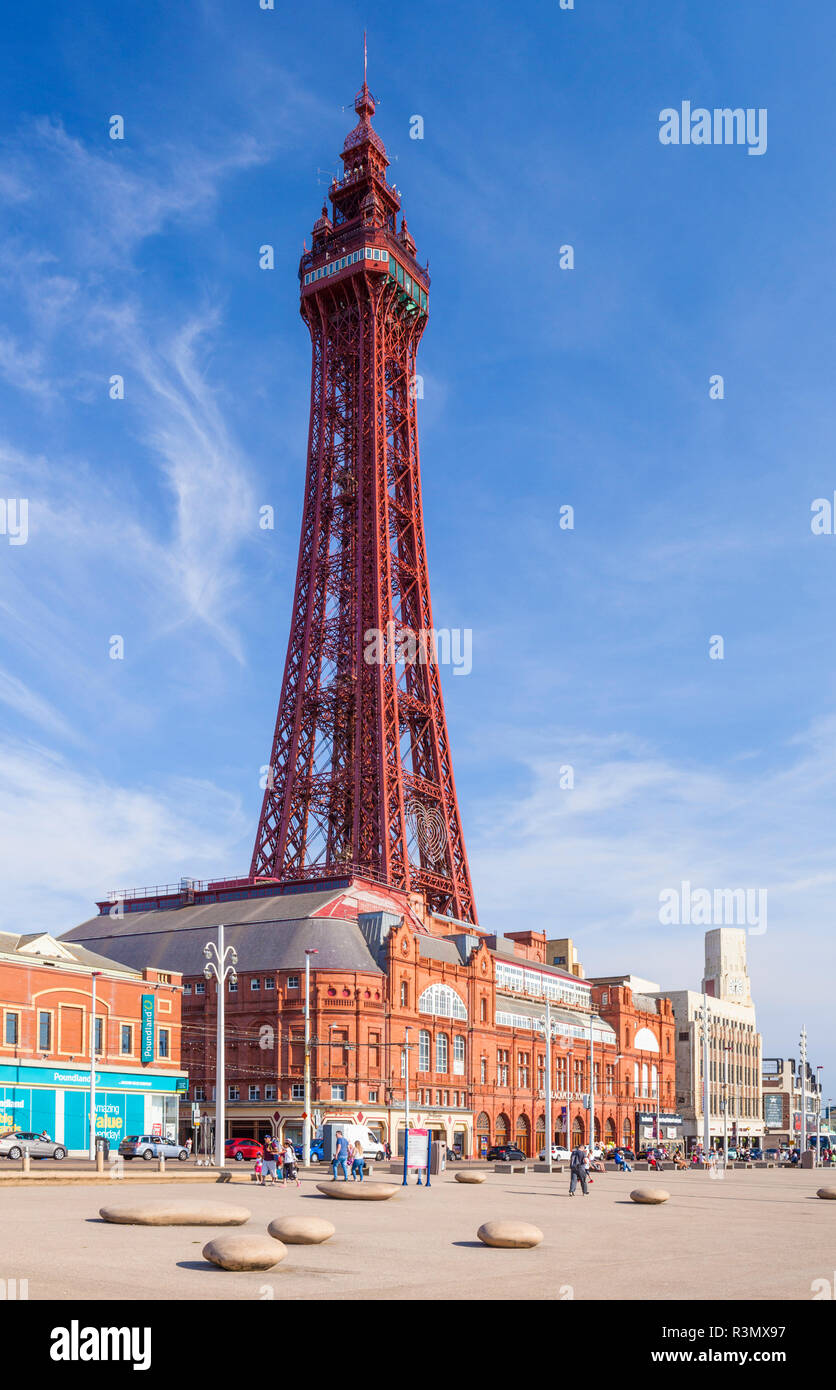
[569,1144,589,1196]
[254,1152,264,1185]
[351,1139,365,1182]
[331,1130,349,1181]
[283,1139,301,1187]
[262,1132,279,1185]
[185,1136,193,1156]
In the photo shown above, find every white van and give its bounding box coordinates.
[320,1122,386,1162]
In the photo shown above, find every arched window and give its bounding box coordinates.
[418,1030,430,1072]
[572,1116,585,1147]
[634,1027,660,1052]
[651,1065,658,1099]
[642,1063,649,1096]
[605,1117,616,1145]
[634,1062,640,1095]
[623,1118,632,1146]
[400,981,408,1008]
[453,1035,465,1075]
[418,984,467,1020]
[436,1032,448,1073]
[495,1112,509,1138]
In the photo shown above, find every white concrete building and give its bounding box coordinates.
[648,928,764,1150]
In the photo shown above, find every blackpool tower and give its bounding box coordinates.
[250,66,477,925]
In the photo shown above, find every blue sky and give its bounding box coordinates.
[1,0,834,1082]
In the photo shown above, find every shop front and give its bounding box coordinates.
[0,1061,188,1155]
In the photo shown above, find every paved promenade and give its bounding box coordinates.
[1,1166,830,1301]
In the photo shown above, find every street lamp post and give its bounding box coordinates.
[203,925,237,1168]
[722,1043,729,1168]
[800,1026,808,1159]
[817,1065,823,1168]
[544,998,553,1173]
[589,1008,595,1155]
[303,948,319,1167]
[89,970,101,1161]
[701,994,711,1155]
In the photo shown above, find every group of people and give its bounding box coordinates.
[254,1133,301,1187]
[330,1130,366,1182]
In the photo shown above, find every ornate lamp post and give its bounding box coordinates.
[203,925,237,1168]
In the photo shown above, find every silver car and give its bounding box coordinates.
[118,1134,189,1161]
[0,1130,66,1160]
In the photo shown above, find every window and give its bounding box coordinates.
[436,1032,449,1073]
[368,1090,378,1103]
[249,1085,260,1101]
[331,1085,346,1101]
[634,1062,640,1095]
[287,976,299,989]
[435,1090,441,1105]
[228,978,237,992]
[497,1050,509,1087]
[420,289,427,310]
[418,1030,430,1072]
[651,1065,658,1098]
[120,1024,132,1055]
[250,978,260,991]
[194,1086,206,1101]
[397,262,404,285]
[400,981,408,1007]
[291,1083,304,1100]
[183,983,192,995]
[480,1056,487,1084]
[228,1086,240,1101]
[195,981,205,995]
[158,1028,170,1059]
[518,1052,530,1088]
[4,1013,19,1046]
[480,997,487,1022]
[537,1054,546,1091]
[418,984,467,1020]
[265,978,275,990]
[265,1085,277,1101]
[38,1012,51,1051]
[642,1063,649,1096]
[453,1035,465,1076]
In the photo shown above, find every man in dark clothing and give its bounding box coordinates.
[569,1144,589,1196]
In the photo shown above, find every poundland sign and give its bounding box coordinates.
[141,995,155,1063]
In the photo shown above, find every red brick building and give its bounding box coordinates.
[62,875,676,1157]
[0,929,185,1152]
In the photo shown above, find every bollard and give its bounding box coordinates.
[157,1154,166,1174]
[22,1145,30,1174]
[96,1148,105,1174]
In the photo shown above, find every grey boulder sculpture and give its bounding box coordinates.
[477,1220,543,1248]
[315,1182,398,1201]
[99,1201,250,1226]
[630,1188,670,1205]
[203,1235,287,1270]
[268,1215,335,1244]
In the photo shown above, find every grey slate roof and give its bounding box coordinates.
[0,931,142,977]
[59,888,383,978]
[417,936,464,965]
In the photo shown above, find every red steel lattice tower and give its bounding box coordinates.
[250,69,477,924]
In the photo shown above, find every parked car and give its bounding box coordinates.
[486,1144,527,1162]
[293,1140,325,1164]
[118,1134,189,1161]
[537,1145,571,1162]
[748,1147,764,1161]
[225,1137,263,1162]
[0,1130,66,1160]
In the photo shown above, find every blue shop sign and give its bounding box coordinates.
[141,994,155,1063]
[0,1063,187,1094]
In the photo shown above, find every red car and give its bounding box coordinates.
[225,1138,263,1162]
